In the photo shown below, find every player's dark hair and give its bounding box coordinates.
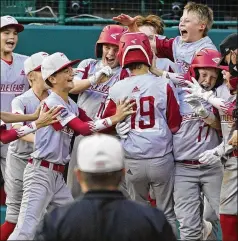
[81,170,123,189]
[194,68,223,90]
[125,62,148,71]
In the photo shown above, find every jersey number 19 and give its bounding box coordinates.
[131,96,155,129]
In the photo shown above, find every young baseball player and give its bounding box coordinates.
[1,52,52,240]
[102,32,181,236]
[8,52,134,240]
[67,25,129,197]
[113,2,216,74]
[184,40,238,241]
[0,15,29,180]
[168,49,226,240]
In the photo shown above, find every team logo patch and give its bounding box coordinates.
[131,39,137,44]
[132,86,140,93]
[212,58,220,64]
[20,70,25,75]
[111,33,120,40]
[60,108,68,118]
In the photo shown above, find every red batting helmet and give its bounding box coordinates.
[188,49,228,78]
[95,25,128,58]
[187,49,228,89]
[117,32,153,68]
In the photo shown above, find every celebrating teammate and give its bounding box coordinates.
[103,32,181,236]
[0,52,53,240]
[68,25,129,197]
[183,35,238,241]
[169,49,225,240]
[8,52,134,239]
[113,2,216,74]
[0,15,29,180]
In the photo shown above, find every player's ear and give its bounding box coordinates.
[199,22,206,31]
[27,72,34,87]
[48,75,56,85]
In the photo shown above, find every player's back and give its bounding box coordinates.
[109,74,173,159]
[1,53,29,113]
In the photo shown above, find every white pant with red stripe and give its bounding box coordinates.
[8,159,73,240]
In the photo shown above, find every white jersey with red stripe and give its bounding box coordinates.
[215,84,236,155]
[75,59,128,119]
[107,73,180,159]
[8,89,50,159]
[173,90,221,161]
[31,92,79,164]
[1,53,29,114]
[172,36,217,73]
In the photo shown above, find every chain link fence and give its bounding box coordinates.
[1,0,237,27]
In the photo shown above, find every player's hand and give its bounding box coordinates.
[149,53,163,77]
[183,77,214,101]
[35,106,61,129]
[198,149,220,165]
[89,66,112,85]
[114,98,135,122]
[116,122,131,139]
[228,130,238,147]
[113,14,138,27]
[31,105,42,121]
[184,97,209,118]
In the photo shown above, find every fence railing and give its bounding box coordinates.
[1,0,237,27]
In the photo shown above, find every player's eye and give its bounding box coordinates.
[14,31,18,35]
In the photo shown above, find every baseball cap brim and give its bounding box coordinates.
[1,23,24,33]
[33,65,41,71]
[55,59,81,74]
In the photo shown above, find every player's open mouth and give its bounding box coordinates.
[180,30,188,37]
[6,40,15,47]
[201,84,211,91]
[106,57,115,64]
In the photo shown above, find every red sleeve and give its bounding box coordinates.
[166,84,182,133]
[67,117,92,136]
[101,100,117,118]
[78,108,92,122]
[155,37,174,61]
[227,101,236,116]
[0,125,18,144]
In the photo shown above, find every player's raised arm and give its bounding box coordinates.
[112,14,139,32]
[70,65,112,94]
[0,110,39,124]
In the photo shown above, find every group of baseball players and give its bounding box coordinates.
[0,1,237,241]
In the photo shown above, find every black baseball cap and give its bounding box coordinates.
[217,33,238,66]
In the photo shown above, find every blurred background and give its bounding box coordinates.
[1,0,237,27]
